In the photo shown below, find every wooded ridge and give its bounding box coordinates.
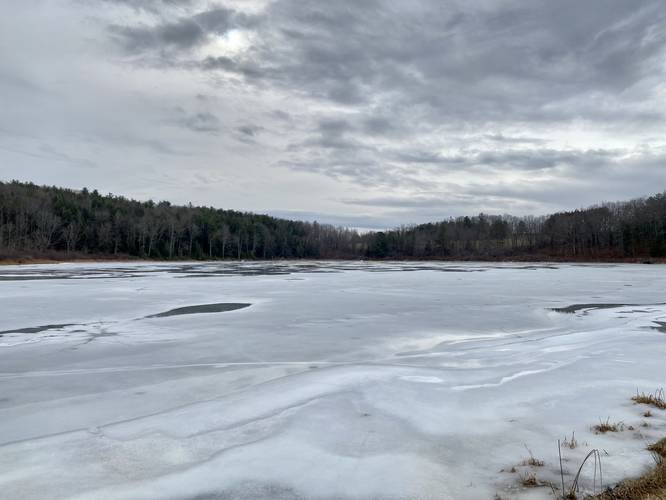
[1,180,665,261]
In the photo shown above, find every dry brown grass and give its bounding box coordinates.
[520,472,539,487]
[633,389,666,410]
[593,418,624,434]
[649,440,666,458]
[522,445,545,467]
[594,438,666,500]
[552,391,666,499]
[523,457,545,467]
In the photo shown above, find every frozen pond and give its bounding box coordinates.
[1,261,665,499]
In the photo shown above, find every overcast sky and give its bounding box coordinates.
[1,0,665,229]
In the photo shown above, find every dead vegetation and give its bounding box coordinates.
[520,472,542,487]
[632,389,666,410]
[513,437,666,499]
[593,418,624,434]
[557,444,604,500]
[649,440,666,458]
[523,457,545,467]
[522,445,545,467]
[507,391,666,499]
[594,438,666,499]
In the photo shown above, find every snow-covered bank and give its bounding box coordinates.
[1,262,665,499]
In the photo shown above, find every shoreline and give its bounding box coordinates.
[2,256,666,266]
[595,437,666,499]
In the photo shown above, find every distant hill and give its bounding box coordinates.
[1,180,665,262]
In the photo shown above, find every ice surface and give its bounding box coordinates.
[0,261,665,499]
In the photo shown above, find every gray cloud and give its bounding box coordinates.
[485,134,546,145]
[183,1,665,116]
[237,125,258,136]
[389,148,623,172]
[0,143,96,169]
[176,110,221,133]
[106,1,666,130]
[100,0,195,13]
[109,7,237,53]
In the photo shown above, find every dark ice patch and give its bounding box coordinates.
[0,323,75,336]
[550,303,666,314]
[652,321,666,333]
[187,481,306,500]
[145,303,251,318]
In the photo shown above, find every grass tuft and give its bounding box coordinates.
[523,457,545,467]
[520,472,539,487]
[648,439,666,458]
[593,418,624,434]
[632,389,666,410]
[522,444,545,467]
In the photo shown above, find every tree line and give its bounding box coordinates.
[1,180,664,261]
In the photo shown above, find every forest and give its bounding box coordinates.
[1,180,665,261]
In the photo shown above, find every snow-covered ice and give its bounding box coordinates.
[0,261,665,499]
